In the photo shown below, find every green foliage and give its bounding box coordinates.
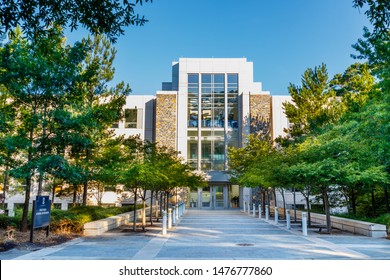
[0,0,152,42]
[0,215,21,228]
[0,205,141,232]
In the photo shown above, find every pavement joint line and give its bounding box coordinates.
[12,237,85,260]
[131,212,187,260]
[248,214,371,260]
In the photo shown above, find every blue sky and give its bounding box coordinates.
[68,0,371,95]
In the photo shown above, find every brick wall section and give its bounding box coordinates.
[155,94,177,150]
[249,94,272,138]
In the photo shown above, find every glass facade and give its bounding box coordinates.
[187,73,239,171]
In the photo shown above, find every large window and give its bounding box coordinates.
[227,74,239,148]
[125,108,143,129]
[188,74,199,128]
[187,73,239,171]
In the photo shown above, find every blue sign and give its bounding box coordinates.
[33,196,51,228]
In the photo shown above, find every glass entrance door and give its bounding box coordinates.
[199,186,227,209]
[201,187,211,208]
[214,186,225,209]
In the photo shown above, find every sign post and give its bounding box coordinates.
[30,196,51,243]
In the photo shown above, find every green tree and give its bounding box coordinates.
[0,0,152,42]
[330,62,376,112]
[281,63,342,142]
[0,26,87,231]
[71,33,130,206]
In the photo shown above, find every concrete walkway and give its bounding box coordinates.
[1,209,389,260]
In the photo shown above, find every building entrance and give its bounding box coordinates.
[189,185,229,209]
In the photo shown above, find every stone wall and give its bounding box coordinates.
[249,94,272,138]
[155,94,177,150]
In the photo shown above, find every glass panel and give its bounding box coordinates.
[201,87,212,94]
[213,87,224,94]
[214,74,225,84]
[189,191,198,208]
[201,74,212,84]
[212,107,224,128]
[202,187,210,207]
[215,186,224,208]
[125,109,137,128]
[188,74,199,84]
[213,141,225,170]
[201,141,211,160]
[187,141,198,160]
[188,87,199,94]
[228,74,238,84]
[201,161,212,170]
[188,131,198,137]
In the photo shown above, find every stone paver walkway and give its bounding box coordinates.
[1,209,389,260]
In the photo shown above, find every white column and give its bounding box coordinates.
[275,207,279,224]
[168,208,172,229]
[7,202,15,217]
[172,206,177,225]
[265,205,269,221]
[252,203,256,217]
[61,202,68,211]
[162,210,167,235]
[258,205,262,220]
[302,212,308,236]
[286,209,291,230]
[175,205,179,221]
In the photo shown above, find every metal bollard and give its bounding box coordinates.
[275,207,279,224]
[258,205,262,220]
[302,212,308,236]
[162,210,167,235]
[168,208,172,229]
[175,205,179,221]
[286,209,291,230]
[172,206,176,225]
[247,202,251,215]
[243,201,246,213]
[252,203,256,217]
[265,205,269,221]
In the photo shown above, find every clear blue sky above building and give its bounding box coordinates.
[67,0,371,96]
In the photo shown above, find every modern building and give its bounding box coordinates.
[2,58,296,213]
[114,58,293,209]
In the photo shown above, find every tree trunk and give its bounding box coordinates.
[262,190,266,214]
[371,186,376,217]
[141,189,147,231]
[384,185,390,214]
[51,185,56,206]
[21,125,34,232]
[323,188,332,233]
[72,184,77,206]
[280,189,286,219]
[293,188,297,222]
[159,192,163,222]
[83,149,90,206]
[2,164,8,210]
[351,186,357,216]
[20,176,32,232]
[150,190,154,226]
[82,181,88,206]
[133,188,138,231]
[305,195,312,227]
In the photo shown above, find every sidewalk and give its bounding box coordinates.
[1,209,389,260]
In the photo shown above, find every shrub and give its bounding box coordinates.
[0,205,140,233]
